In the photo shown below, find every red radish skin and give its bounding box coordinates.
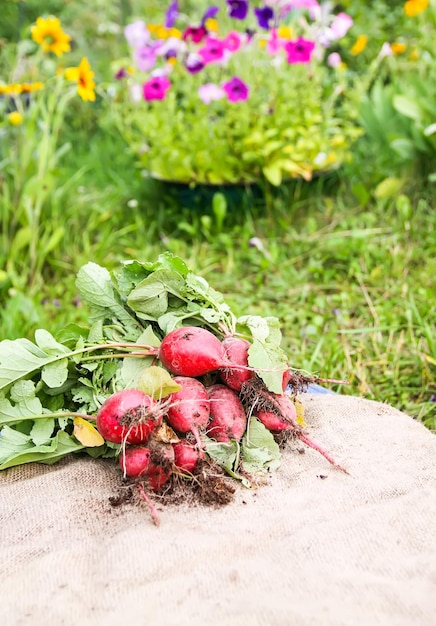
[119,446,151,478]
[252,389,348,473]
[219,337,255,392]
[255,392,297,433]
[145,439,175,492]
[158,326,229,377]
[167,376,210,435]
[96,389,162,444]
[173,440,201,473]
[207,384,247,443]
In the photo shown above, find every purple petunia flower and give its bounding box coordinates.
[198,37,226,64]
[165,1,179,28]
[227,0,249,20]
[285,37,315,64]
[198,83,225,104]
[186,52,205,74]
[201,6,220,26]
[254,6,275,30]
[143,76,171,101]
[222,76,249,102]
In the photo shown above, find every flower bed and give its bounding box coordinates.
[108,1,365,186]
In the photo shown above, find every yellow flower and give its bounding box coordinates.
[20,82,44,93]
[168,27,182,39]
[404,0,429,17]
[350,35,368,55]
[8,111,24,126]
[205,18,219,32]
[31,16,71,57]
[65,57,96,102]
[409,49,420,60]
[278,25,293,39]
[391,42,407,55]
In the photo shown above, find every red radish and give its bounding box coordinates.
[207,384,247,443]
[255,392,297,433]
[173,440,201,473]
[158,326,229,377]
[282,367,292,392]
[144,439,175,492]
[251,389,348,473]
[166,376,210,449]
[96,389,163,444]
[119,446,151,478]
[219,337,255,392]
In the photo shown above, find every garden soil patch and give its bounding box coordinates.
[1,394,435,626]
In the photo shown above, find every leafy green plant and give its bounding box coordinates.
[104,1,367,186]
[0,16,96,292]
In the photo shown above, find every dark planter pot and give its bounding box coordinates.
[144,169,340,213]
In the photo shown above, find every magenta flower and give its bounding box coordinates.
[198,37,225,64]
[254,6,275,30]
[143,76,171,101]
[222,76,249,103]
[285,37,315,64]
[227,0,249,20]
[223,31,243,52]
[198,83,225,104]
[183,25,208,43]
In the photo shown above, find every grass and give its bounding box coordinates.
[0,0,435,430]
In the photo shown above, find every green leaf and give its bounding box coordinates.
[263,162,282,186]
[241,416,281,474]
[392,95,422,122]
[0,380,45,425]
[248,340,287,394]
[30,418,55,446]
[76,262,142,339]
[119,326,161,388]
[0,430,84,470]
[137,366,182,399]
[203,436,250,487]
[41,359,69,389]
[127,269,185,320]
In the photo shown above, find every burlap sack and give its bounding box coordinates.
[1,395,435,626]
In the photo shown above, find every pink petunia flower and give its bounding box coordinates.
[222,76,249,102]
[134,45,157,72]
[198,36,226,64]
[328,12,353,40]
[327,52,342,67]
[143,75,171,101]
[285,37,315,64]
[198,83,226,104]
[125,20,150,48]
[223,31,243,52]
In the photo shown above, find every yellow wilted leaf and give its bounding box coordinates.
[138,366,182,399]
[73,417,105,447]
[294,398,307,427]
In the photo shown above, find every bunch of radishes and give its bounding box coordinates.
[95,326,346,523]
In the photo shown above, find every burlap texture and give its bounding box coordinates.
[1,395,435,626]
